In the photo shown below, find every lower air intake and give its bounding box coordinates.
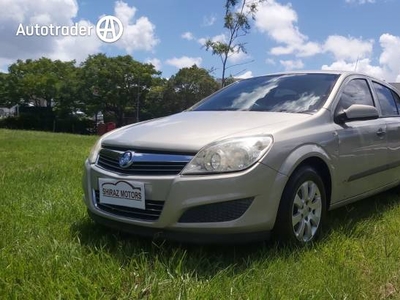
[178,198,253,223]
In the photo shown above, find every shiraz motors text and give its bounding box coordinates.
[102,188,142,201]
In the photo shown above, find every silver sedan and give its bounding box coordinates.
[82,71,400,244]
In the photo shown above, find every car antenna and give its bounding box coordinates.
[354,55,360,71]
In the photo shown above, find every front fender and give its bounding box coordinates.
[274,144,334,177]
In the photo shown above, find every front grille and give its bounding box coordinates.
[178,198,254,223]
[94,190,164,221]
[97,148,193,176]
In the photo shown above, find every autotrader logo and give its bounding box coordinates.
[15,15,124,43]
[96,16,124,43]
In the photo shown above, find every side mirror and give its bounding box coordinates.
[335,104,379,124]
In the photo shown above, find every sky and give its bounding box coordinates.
[0,0,400,82]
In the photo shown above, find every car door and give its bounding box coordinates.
[333,77,389,200]
[371,81,400,184]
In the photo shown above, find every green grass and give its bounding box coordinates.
[1,128,400,299]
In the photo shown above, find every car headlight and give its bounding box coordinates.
[181,135,273,174]
[88,137,102,164]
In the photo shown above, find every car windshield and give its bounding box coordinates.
[189,73,339,113]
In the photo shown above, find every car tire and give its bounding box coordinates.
[274,166,327,245]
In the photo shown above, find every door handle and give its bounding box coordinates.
[376,128,386,137]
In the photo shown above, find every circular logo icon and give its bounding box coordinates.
[119,151,135,168]
[96,15,124,43]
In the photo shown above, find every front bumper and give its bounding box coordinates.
[82,159,288,243]
[88,210,271,244]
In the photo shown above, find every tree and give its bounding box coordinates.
[52,60,80,117]
[0,73,13,107]
[163,65,219,115]
[205,0,260,87]
[7,58,77,110]
[141,77,168,120]
[142,65,219,119]
[79,54,160,126]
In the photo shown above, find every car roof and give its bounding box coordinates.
[244,70,392,87]
[253,70,362,77]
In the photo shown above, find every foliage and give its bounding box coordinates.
[0,114,95,135]
[2,129,400,299]
[0,55,221,130]
[205,0,260,87]
[53,117,96,135]
[141,76,169,120]
[0,73,13,107]
[79,54,160,126]
[52,60,82,118]
[7,58,77,109]
[146,65,219,118]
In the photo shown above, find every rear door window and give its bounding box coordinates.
[372,82,398,116]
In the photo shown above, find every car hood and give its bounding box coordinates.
[101,111,310,152]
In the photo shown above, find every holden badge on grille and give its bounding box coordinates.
[119,151,135,168]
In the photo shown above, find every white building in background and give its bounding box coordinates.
[0,105,22,118]
[0,107,9,118]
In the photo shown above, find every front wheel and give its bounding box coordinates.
[274,166,327,244]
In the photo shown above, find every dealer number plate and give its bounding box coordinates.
[98,178,145,209]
